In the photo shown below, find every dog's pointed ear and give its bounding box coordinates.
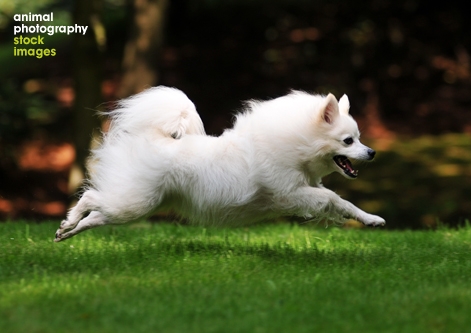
[319,93,339,125]
[338,94,350,115]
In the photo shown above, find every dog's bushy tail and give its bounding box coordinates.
[107,86,205,139]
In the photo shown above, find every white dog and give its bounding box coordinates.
[55,87,385,242]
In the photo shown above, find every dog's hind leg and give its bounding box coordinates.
[55,211,108,242]
[60,190,102,233]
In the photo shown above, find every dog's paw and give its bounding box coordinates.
[59,219,75,232]
[54,229,64,242]
[360,214,386,227]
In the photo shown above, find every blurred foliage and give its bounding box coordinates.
[0,0,470,225]
[161,0,471,135]
[0,81,59,144]
[0,0,58,15]
[1,0,470,136]
[0,0,123,145]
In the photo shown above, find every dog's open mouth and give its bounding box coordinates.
[333,155,358,178]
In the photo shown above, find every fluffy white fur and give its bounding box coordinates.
[55,86,385,242]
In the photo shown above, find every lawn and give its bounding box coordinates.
[1,221,470,333]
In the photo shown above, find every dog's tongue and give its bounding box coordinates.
[344,158,354,172]
[344,158,358,176]
[334,155,358,178]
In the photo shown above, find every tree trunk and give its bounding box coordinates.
[118,0,169,98]
[70,0,105,193]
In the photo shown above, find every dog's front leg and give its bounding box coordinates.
[334,197,385,227]
[283,187,385,226]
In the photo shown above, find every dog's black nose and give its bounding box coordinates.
[368,149,376,159]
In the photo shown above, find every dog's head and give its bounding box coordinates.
[312,94,376,179]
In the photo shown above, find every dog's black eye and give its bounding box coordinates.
[343,137,353,145]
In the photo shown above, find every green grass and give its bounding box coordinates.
[1,221,471,333]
